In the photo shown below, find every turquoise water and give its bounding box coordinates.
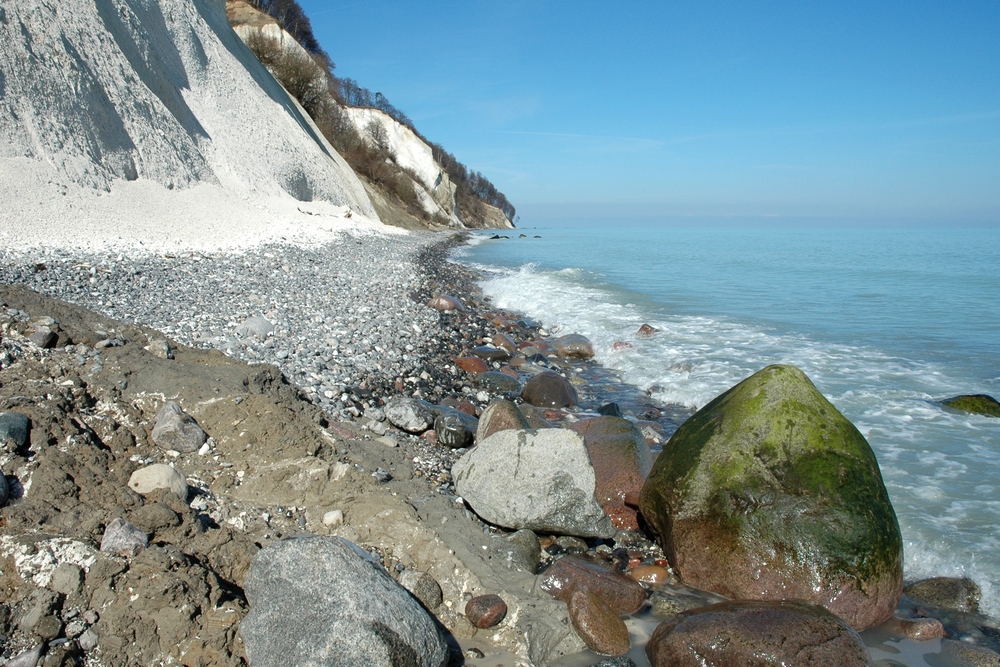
[457,222,1000,617]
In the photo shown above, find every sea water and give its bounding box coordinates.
[456,222,1000,619]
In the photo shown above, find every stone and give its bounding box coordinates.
[151,402,207,453]
[455,356,489,374]
[426,295,465,312]
[234,316,274,339]
[645,600,872,667]
[639,364,903,630]
[148,338,174,359]
[492,333,518,355]
[130,502,182,534]
[5,645,44,667]
[940,639,1000,666]
[0,411,30,448]
[519,404,554,429]
[384,396,434,433]
[503,529,541,573]
[905,576,981,613]
[472,345,510,362]
[649,591,709,618]
[78,629,99,651]
[883,614,946,639]
[48,563,84,595]
[476,399,531,443]
[128,464,189,499]
[551,334,595,359]
[323,509,344,527]
[0,472,7,506]
[540,556,647,656]
[567,417,652,530]
[100,518,148,557]
[453,429,615,538]
[597,402,622,417]
[474,371,522,396]
[630,564,670,585]
[636,324,658,338]
[433,408,478,448]
[465,594,507,629]
[29,329,57,348]
[33,613,62,640]
[522,371,579,408]
[398,570,443,610]
[241,536,448,667]
[591,659,637,667]
[942,394,1000,418]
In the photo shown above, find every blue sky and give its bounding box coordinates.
[298,1,1000,224]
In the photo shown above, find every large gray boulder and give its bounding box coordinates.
[453,429,614,538]
[241,536,449,667]
[151,402,207,453]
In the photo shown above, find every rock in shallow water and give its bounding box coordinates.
[639,364,903,630]
[241,536,449,667]
[551,333,595,359]
[904,576,981,613]
[646,600,873,667]
[942,394,1000,418]
[521,371,579,408]
[453,429,614,538]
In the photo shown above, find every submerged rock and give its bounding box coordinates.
[241,536,449,667]
[646,600,873,667]
[639,364,903,630]
[942,394,1000,418]
[904,576,981,613]
[453,429,615,538]
[551,334,595,359]
[522,371,579,408]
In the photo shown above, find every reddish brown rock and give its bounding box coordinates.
[499,366,519,378]
[465,594,507,629]
[630,564,670,585]
[612,341,633,351]
[883,614,946,640]
[567,416,652,530]
[540,556,647,656]
[476,399,530,443]
[455,357,488,374]
[492,333,518,355]
[427,295,465,312]
[519,338,551,352]
[646,600,873,667]
[522,371,579,408]
[551,334,595,359]
[637,324,659,338]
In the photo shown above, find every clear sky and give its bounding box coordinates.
[298,1,1000,224]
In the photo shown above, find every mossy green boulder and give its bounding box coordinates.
[638,364,902,630]
[941,394,1000,418]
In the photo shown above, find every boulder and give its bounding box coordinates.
[241,536,448,667]
[433,409,478,448]
[151,402,207,453]
[128,464,189,499]
[474,371,522,396]
[472,345,510,362]
[465,594,507,629]
[639,364,903,630]
[0,411,30,448]
[100,518,148,557]
[636,324,658,338]
[235,316,274,339]
[646,600,872,667]
[476,400,531,443]
[539,556,647,656]
[522,371,579,408]
[453,429,615,538]
[567,417,652,530]
[551,334,595,359]
[942,394,1000,418]
[904,577,981,613]
[385,397,434,433]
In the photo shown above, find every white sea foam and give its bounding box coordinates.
[476,261,1000,618]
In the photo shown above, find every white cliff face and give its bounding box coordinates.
[0,0,381,251]
[344,107,462,225]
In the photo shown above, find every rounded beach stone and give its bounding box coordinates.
[474,371,522,395]
[426,295,465,312]
[128,463,189,499]
[521,371,579,408]
[455,356,488,374]
[433,409,478,448]
[398,570,443,610]
[241,536,448,667]
[453,428,614,538]
[646,600,872,667]
[941,394,1000,418]
[235,316,274,339]
[472,345,510,362]
[151,401,207,453]
[492,333,517,355]
[476,399,531,443]
[551,333,595,359]
[465,594,507,629]
[385,396,434,433]
[630,564,669,585]
[639,364,903,630]
[100,518,148,557]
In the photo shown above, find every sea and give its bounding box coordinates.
[455,221,1000,625]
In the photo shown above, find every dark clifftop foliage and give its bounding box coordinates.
[240,0,515,226]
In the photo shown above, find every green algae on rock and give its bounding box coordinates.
[941,394,1000,418]
[638,364,902,630]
